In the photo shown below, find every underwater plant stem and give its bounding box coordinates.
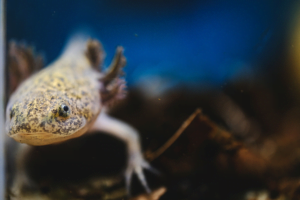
[146,108,201,161]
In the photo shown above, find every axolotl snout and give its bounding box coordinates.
[6,35,152,194]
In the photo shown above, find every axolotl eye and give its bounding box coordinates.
[9,108,14,120]
[59,104,71,117]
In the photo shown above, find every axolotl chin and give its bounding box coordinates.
[5,35,152,194]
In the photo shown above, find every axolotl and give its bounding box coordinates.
[5,35,152,194]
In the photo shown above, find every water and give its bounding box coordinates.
[5,0,300,199]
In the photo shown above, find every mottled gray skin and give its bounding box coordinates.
[6,37,106,145]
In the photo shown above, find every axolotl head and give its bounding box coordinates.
[5,82,101,146]
[5,37,125,146]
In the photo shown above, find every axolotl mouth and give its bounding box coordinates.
[8,126,88,146]
[6,116,90,146]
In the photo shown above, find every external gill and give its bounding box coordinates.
[85,39,105,70]
[101,46,126,85]
[7,41,44,96]
[84,40,126,106]
[99,46,127,106]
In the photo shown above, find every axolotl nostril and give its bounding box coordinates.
[6,35,152,195]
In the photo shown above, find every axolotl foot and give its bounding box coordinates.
[125,150,154,193]
[89,112,156,194]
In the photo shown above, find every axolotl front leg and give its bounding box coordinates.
[89,112,152,193]
[86,40,153,193]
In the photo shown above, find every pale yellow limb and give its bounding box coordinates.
[89,112,152,194]
[10,143,35,197]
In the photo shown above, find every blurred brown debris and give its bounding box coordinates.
[109,83,300,199]
[7,41,44,96]
[130,187,166,200]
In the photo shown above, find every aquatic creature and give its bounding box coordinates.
[6,35,152,194]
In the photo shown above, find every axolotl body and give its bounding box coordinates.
[5,35,151,194]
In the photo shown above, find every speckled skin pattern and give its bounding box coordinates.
[6,38,103,145]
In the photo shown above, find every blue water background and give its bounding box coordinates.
[6,0,295,88]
